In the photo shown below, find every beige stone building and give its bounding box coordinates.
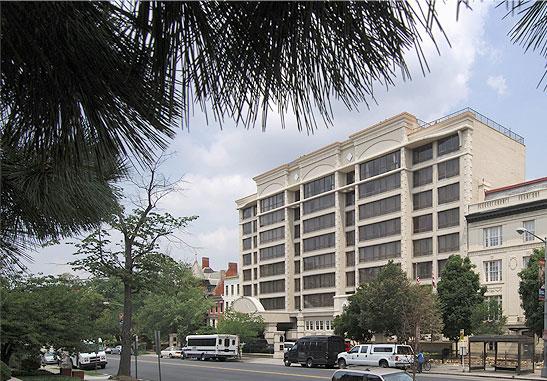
[234,108,525,349]
[467,178,547,331]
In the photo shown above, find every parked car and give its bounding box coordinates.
[242,338,273,354]
[111,346,122,355]
[41,351,58,366]
[331,368,413,381]
[336,344,413,369]
[104,347,112,354]
[160,346,183,358]
[284,335,345,368]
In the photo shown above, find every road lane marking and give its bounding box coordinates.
[108,357,330,379]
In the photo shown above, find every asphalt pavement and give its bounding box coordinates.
[104,355,495,381]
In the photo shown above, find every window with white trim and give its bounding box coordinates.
[484,260,502,282]
[484,226,502,247]
[523,220,536,242]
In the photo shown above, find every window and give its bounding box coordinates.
[294,225,300,238]
[325,320,332,330]
[346,271,355,287]
[523,256,531,268]
[413,214,432,233]
[242,237,252,251]
[303,273,336,289]
[359,172,401,198]
[225,285,229,295]
[295,296,301,310]
[260,279,285,294]
[253,252,257,264]
[260,210,285,227]
[438,208,459,229]
[484,260,502,282]
[260,226,285,244]
[254,284,258,295]
[303,193,335,215]
[243,269,252,281]
[438,134,459,156]
[260,192,284,212]
[303,293,335,308]
[359,218,401,241]
[294,207,301,222]
[303,253,335,271]
[260,244,285,261]
[304,174,335,198]
[359,195,401,219]
[413,238,432,257]
[346,230,355,247]
[413,166,433,187]
[243,222,253,235]
[523,220,536,242]
[260,297,285,310]
[243,285,252,296]
[294,242,301,257]
[346,210,355,226]
[231,285,234,295]
[303,213,335,233]
[359,241,401,262]
[346,251,355,267]
[413,190,432,210]
[295,260,301,274]
[484,226,502,247]
[359,266,386,284]
[345,192,355,206]
[438,183,460,204]
[243,253,252,266]
[437,259,448,277]
[438,158,460,180]
[346,171,355,185]
[303,232,335,252]
[438,233,459,253]
[360,151,401,179]
[294,191,300,202]
[485,295,503,321]
[259,261,285,277]
[413,261,432,279]
[295,278,301,292]
[242,206,254,220]
[413,143,433,164]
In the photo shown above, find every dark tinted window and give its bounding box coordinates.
[359,172,400,198]
[438,208,459,229]
[438,183,460,204]
[373,346,394,353]
[359,195,401,219]
[260,192,284,212]
[359,241,401,262]
[304,174,335,198]
[413,143,433,164]
[303,193,335,214]
[438,233,459,253]
[260,244,285,261]
[303,233,335,252]
[413,214,432,233]
[438,158,460,180]
[359,218,401,241]
[260,297,285,310]
[260,210,285,227]
[413,190,432,210]
[413,166,433,187]
[303,213,335,233]
[413,238,432,257]
[438,134,459,156]
[360,151,401,179]
[303,253,335,271]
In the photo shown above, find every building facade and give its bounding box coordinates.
[467,177,547,330]
[235,109,525,343]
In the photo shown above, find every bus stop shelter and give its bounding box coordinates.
[468,335,535,375]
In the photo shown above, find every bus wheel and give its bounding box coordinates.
[284,359,291,367]
[306,358,314,368]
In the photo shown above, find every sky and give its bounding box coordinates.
[30,2,547,275]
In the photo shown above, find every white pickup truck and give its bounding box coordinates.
[69,340,107,369]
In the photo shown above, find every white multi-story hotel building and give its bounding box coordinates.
[234,108,525,347]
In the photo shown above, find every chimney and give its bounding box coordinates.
[202,257,210,269]
[226,262,238,277]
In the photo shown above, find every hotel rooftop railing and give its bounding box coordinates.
[417,107,525,145]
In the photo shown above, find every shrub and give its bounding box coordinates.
[20,356,40,372]
[0,360,12,381]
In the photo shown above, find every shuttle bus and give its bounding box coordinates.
[184,334,239,361]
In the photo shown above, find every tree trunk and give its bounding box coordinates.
[117,282,133,377]
[1,342,13,364]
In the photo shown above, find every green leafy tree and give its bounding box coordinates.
[518,248,544,337]
[437,255,485,342]
[471,299,507,335]
[136,260,212,342]
[334,262,442,343]
[71,158,197,377]
[195,325,217,335]
[217,311,265,343]
[0,274,105,364]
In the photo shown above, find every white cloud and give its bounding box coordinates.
[487,75,508,96]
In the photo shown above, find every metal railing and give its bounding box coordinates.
[417,107,525,145]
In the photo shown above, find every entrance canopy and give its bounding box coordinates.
[468,335,535,375]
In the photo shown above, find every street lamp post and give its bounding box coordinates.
[517,227,547,378]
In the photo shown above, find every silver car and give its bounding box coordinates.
[331,368,413,381]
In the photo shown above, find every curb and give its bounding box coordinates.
[428,369,542,380]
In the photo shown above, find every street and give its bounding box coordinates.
[105,355,492,381]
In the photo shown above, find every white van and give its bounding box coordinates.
[184,334,239,361]
[336,343,413,369]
